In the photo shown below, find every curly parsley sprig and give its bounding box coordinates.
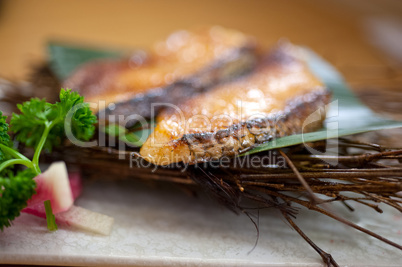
[0,89,97,231]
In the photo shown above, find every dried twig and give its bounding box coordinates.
[279,149,322,204]
[280,209,339,267]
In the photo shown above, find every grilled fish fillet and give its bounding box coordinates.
[64,27,258,126]
[140,43,331,165]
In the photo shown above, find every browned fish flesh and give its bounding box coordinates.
[140,43,331,165]
[64,27,259,126]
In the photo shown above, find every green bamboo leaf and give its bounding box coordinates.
[47,42,124,80]
[101,123,152,147]
[47,43,402,155]
[242,48,402,156]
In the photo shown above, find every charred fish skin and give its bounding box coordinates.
[64,27,259,127]
[178,90,330,163]
[102,45,258,127]
[140,43,331,165]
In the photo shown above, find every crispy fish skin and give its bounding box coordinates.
[64,27,259,126]
[140,44,331,165]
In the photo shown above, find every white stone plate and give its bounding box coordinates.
[1,179,401,266]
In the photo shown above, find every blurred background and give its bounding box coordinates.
[0,0,401,112]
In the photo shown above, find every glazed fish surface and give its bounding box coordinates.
[140,43,331,165]
[64,26,258,126]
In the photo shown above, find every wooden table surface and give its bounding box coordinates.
[1,0,401,127]
[0,0,400,82]
[0,1,401,266]
[1,0,401,110]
